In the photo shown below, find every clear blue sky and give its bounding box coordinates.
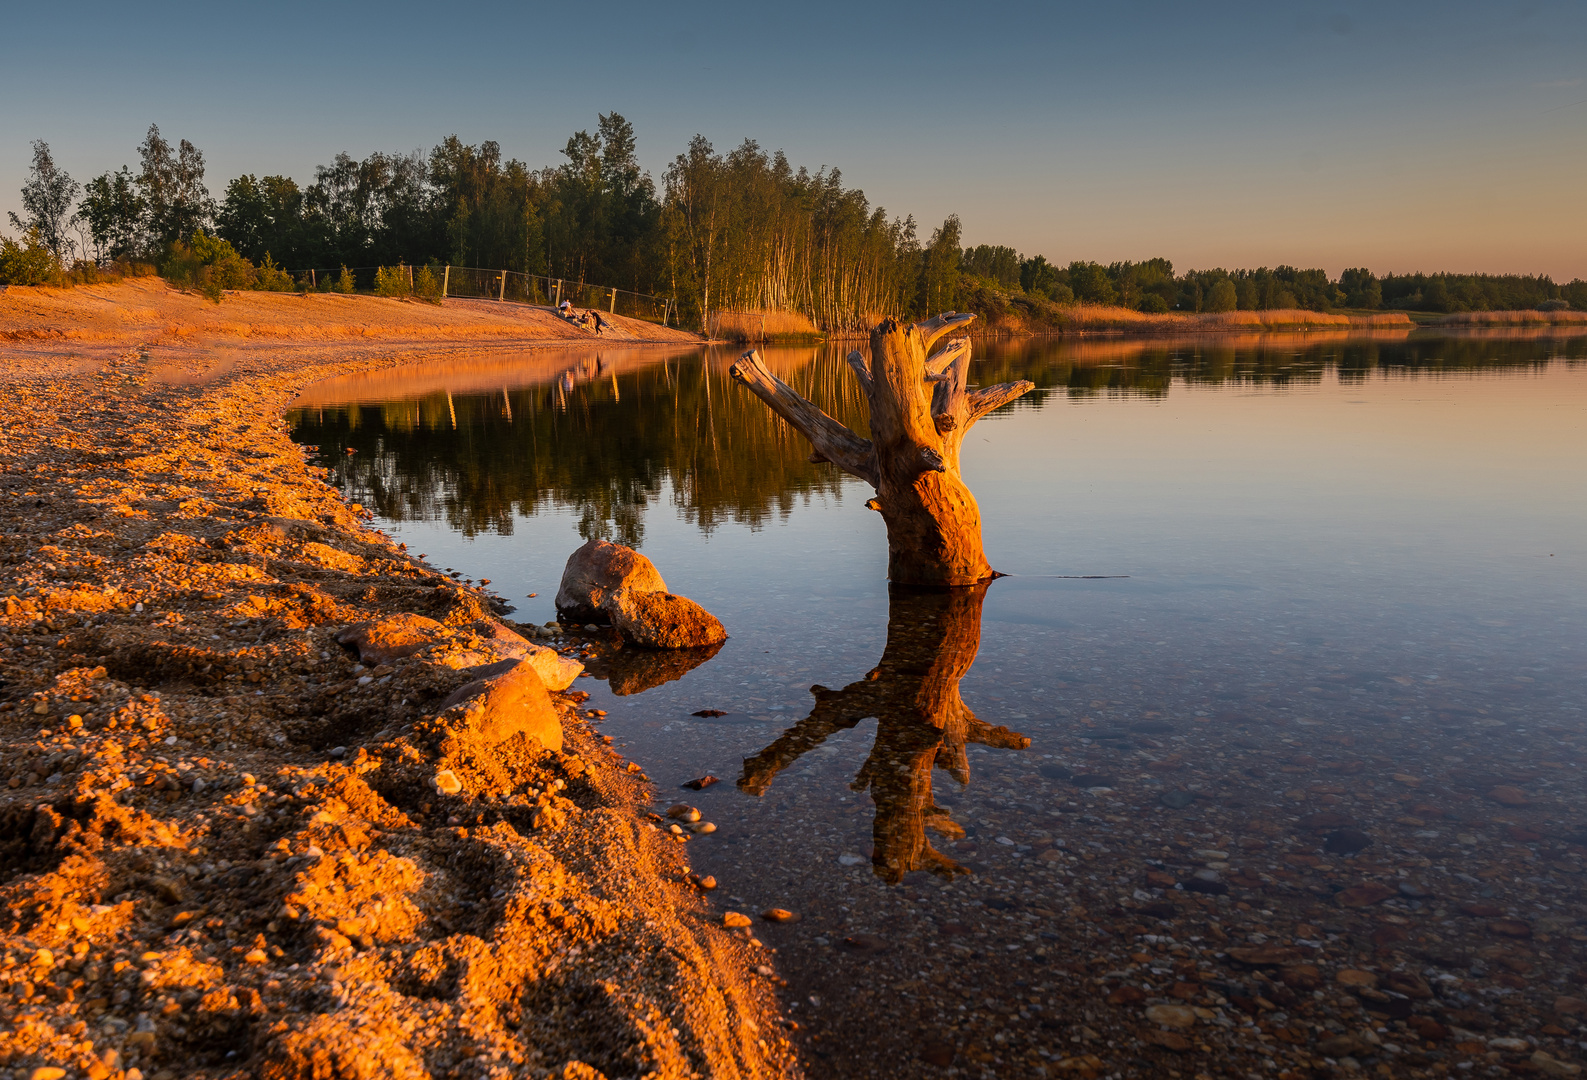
[4,0,1584,279]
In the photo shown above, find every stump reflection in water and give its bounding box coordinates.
[738,583,1029,883]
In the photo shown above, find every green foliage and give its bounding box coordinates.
[962,244,1021,288]
[0,227,63,286]
[915,215,962,316]
[1067,261,1117,305]
[254,252,294,292]
[10,141,79,263]
[37,117,1587,325]
[1339,267,1381,309]
[138,125,212,249]
[660,134,923,331]
[1205,280,1238,312]
[79,168,144,260]
[161,230,255,302]
[413,263,443,302]
[216,175,305,265]
[334,266,357,294]
[374,264,412,297]
[1138,293,1170,314]
[1379,271,1568,313]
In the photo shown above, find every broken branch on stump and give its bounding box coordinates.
[967,380,1036,425]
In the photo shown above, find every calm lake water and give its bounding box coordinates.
[289,330,1587,1077]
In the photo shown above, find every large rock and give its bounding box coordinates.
[437,659,563,752]
[604,589,727,650]
[428,619,583,691]
[555,539,667,623]
[336,613,451,664]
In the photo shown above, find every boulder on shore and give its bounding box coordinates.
[605,588,728,650]
[336,612,451,664]
[432,618,583,690]
[555,539,667,623]
[437,658,563,752]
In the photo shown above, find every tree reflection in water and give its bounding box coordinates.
[738,582,1029,884]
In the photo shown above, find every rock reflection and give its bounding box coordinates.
[599,640,724,695]
[739,583,1029,883]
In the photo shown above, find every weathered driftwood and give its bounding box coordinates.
[738,584,1028,882]
[730,312,1034,586]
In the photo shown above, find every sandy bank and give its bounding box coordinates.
[0,278,701,351]
[0,291,790,1080]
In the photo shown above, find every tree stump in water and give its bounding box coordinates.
[730,312,1035,586]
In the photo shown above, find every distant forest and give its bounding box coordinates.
[5,118,1585,327]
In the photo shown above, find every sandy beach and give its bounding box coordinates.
[0,280,793,1080]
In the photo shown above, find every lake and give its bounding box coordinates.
[288,329,1587,1077]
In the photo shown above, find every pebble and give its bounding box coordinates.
[433,769,463,795]
[667,804,702,822]
[1322,827,1373,854]
[1336,968,1378,988]
[724,911,753,928]
[691,821,716,834]
[682,775,722,789]
[1144,1004,1197,1029]
[1159,789,1196,809]
[761,908,799,922]
[1532,1051,1584,1077]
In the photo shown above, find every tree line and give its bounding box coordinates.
[5,121,1584,322]
[967,246,1586,315]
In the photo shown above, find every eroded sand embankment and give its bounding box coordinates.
[0,283,790,1080]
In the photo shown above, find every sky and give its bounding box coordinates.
[3,0,1585,280]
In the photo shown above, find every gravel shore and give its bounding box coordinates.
[0,283,789,1080]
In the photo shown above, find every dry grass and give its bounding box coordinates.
[709,308,821,341]
[1059,305,1414,333]
[1435,309,1587,326]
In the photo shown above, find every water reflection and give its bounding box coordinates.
[738,584,1029,883]
[288,331,1587,545]
[595,640,724,696]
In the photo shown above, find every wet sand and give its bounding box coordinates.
[0,282,791,1080]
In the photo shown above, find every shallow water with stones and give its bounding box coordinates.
[289,331,1587,1078]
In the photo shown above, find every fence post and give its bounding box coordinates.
[310,269,316,290]
[499,272,507,302]
[554,279,562,307]
[442,265,450,298]
[408,264,414,294]
[610,289,617,315]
